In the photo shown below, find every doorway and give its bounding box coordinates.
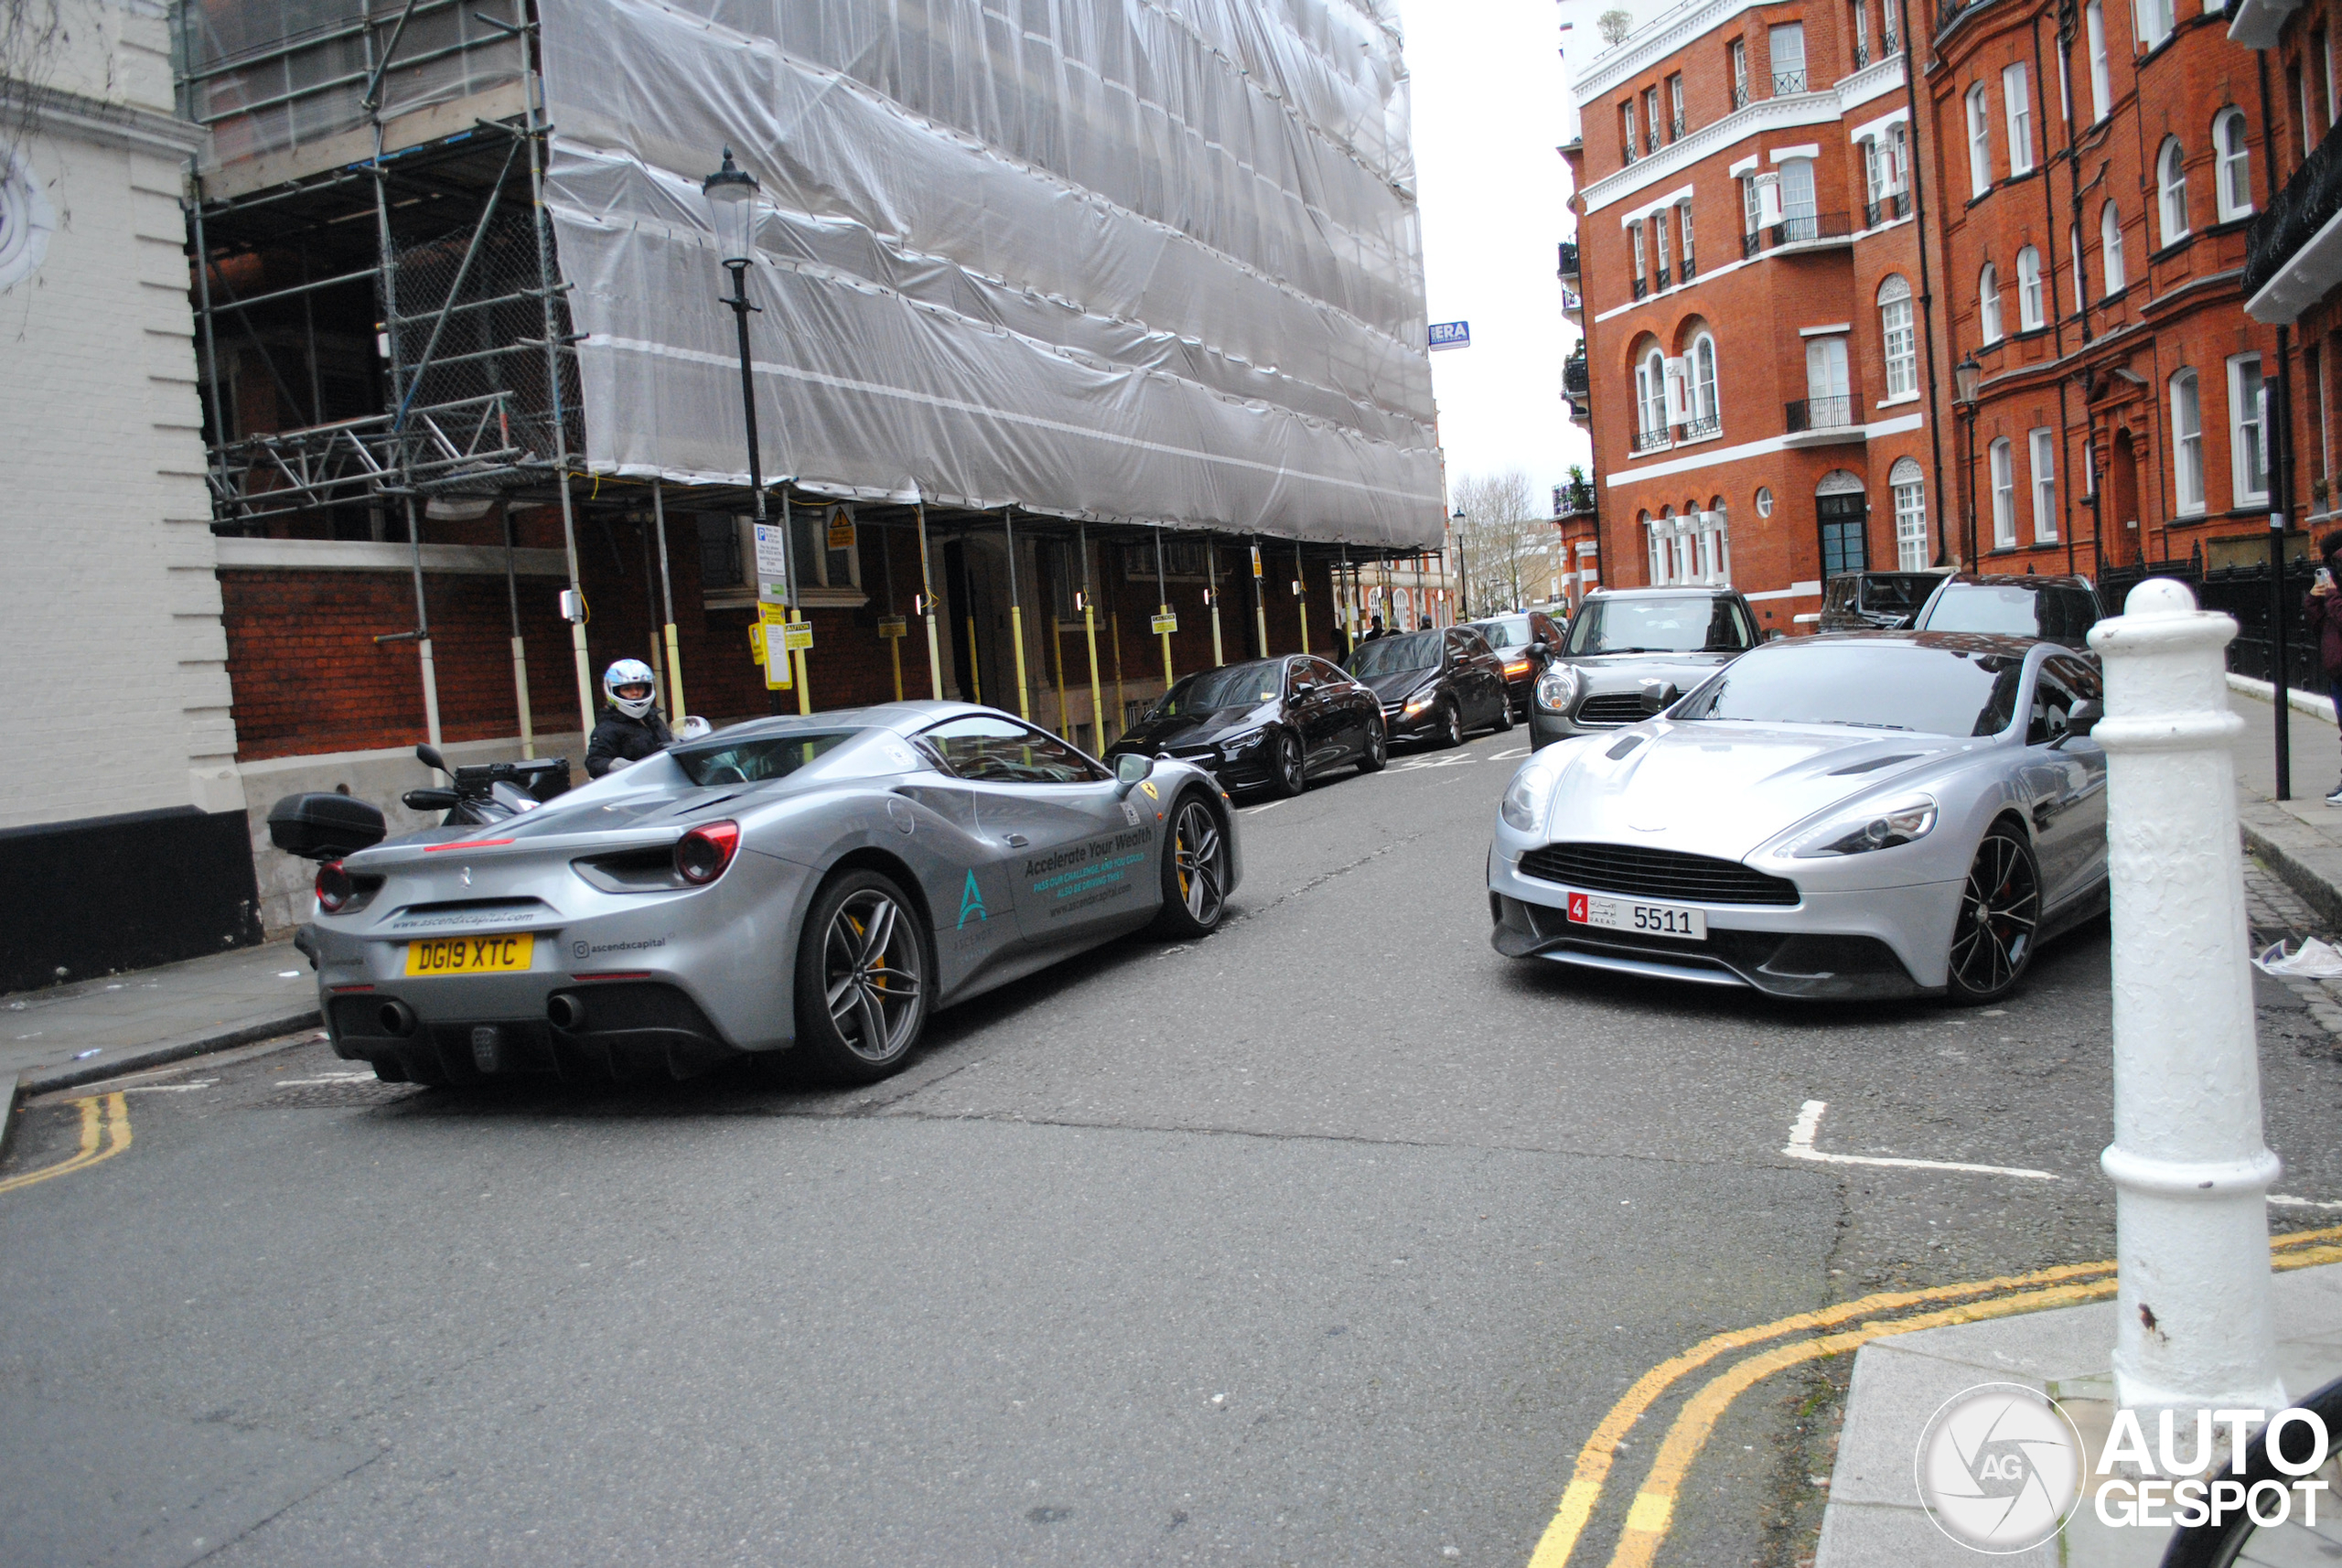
[2109,430,2141,567]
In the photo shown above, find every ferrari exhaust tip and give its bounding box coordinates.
[546,993,586,1032]
[376,999,417,1036]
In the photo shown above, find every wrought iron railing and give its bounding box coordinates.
[1656,266,1671,290]
[1741,229,1762,258]
[1563,354,1590,396]
[2245,127,2342,297]
[1553,479,1596,517]
[1622,141,1638,166]
[1732,81,1750,109]
[1771,210,1853,246]
[1855,39,1872,67]
[1773,68,1807,94]
[1632,275,1649,298]
[1670,113,1686,139]
[1562,287,1584,315]
[1557,241,1580,277]
[1632,424,1671,454]
[1680,254,1697,282]
[1786,393,1860,432]
[1676,412,1722,441]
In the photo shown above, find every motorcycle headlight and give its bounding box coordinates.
[1535,665,1583,713]
[1499,769,1550,832]
[1791,795,1939,857]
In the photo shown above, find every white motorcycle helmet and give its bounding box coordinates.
[603,658,659,720]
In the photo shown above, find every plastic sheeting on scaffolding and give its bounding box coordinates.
[535,0,1443,549]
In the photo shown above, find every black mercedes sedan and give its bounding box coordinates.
[1343,627,1512,748]
[1108,655,1385,797]
[1466,608,1568,717]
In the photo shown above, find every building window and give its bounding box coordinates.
[1691,332,1720,431]
[2157,137,2189,246]
[1778,157,1817,239]
[2139,0,2173,49]
[2295,60,2313,159]
[1853,0,1871,64]
[2071,222,2087,310]
[1645,87,1662,154]
[2231,353,2269,504]
[1741,175,1763,239]
[2100,201,2126,293]
[2086,2,2111,122]
[1990,437,2016,548]
[1678,199,1697,274]
[1967,83,1993,196]
[1655,209,1673,286]
[1674,521,1696,582]
[1887,123,1910,193]
[1980,262,2003,342]
[1622,100,1638,160]
[1730,37,1750,107]
[2016,245,2045,329]
[1630,220,1647,292]
[1756,486,1775,517]
[1805,334,1851,426]
[1668,72,1686,138]
[1771,22,1807,93]
[1644,511,1665,585]
[698,514,744,588]
[2029,428,2058,542]
[1880,274,1918,397]
[2323,28,2337,128]
[2004,63,2034,174]
[1818,473,1869,575]
[1637,344,1669,442]
[1891,457,1928,568]
[2214,108,2253,220]
[2172,368,2206,513]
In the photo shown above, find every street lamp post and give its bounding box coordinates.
[704,150,801,714]
[1954,354,1982,568]
[1452,508,1469,618]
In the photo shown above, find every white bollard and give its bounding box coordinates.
[2089,578,2284,1414]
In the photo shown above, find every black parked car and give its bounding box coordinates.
[1817,570,1948,631]
[1343,627,1511,748]
[1910,573,2103,651]
[1465,608,1569,716]
[1109,655,1384,797]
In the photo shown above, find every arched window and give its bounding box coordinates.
[1707,497,1732,584]
[1966,82,1993,196]
[1689,331,1720,434]
[2215,108,2253,220]
[2016,245,2045,329]
[1878,274,1917,397]
[2158,137,2190,246]
[1642,510,1665,585]
[1980,262,2003,343]
[1817,469,1869,575]
[2100,200,2126,294]
[2171,368,2205,513]
[1890,457,1928,569]
[1634,340,1668,444]
[1989,437,2016,548]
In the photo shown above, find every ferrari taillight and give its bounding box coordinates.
[676,821,741,886]
[316,860,354,913]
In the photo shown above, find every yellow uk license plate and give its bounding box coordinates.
[403,933,534,976]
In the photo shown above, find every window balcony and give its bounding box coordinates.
[1741,229,1762,259]
[1676,412,1722,441]
[1854,39,1871,67]
[1553,479,1597,519]
[1563,353,1589,397]
[1655,266,1671,290]
[1632,276,1649,299]
[1770,210,1853,247]
[1561,287,1584,319]
[1670,113,1687,140]
[1732,81,1750,109]
[2244,127,2342,321]
[1622,142,1638,166]
[1786,393,1860,433]
[1556,241,1579,278]
[1772,68,1807,94]
[1631,424,1672,455]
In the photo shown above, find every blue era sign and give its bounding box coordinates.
[1428,320,1471,351]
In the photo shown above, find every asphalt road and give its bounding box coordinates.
[5,725,2340,1567]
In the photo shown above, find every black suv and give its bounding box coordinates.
[1910,573,2103,651]
[1818,570,1948,632]
[1464,608,1569,716]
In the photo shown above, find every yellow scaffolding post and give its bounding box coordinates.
[784,493,811,714]
[1251,538,1269,656]
[1207,540,1225,666]
[879,510,903,702]
[1004,506,1031,720]
[1295,542,1309,654]
[651,480,685,723]
[1152,527,1175,689]
[916,502,944,700]
[1110,607,1126,731]
[1080,525,1105,752]
[1050,611,1069,739]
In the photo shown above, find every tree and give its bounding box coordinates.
[1596,9,1633,46]
[1449,469,1550,616]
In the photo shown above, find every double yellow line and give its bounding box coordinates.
[1526,1224,2342,1568]
[0,1093,132,1196]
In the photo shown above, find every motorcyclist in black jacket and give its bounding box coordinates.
[586,658,672,778]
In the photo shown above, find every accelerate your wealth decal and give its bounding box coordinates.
[1026,828,1152,919]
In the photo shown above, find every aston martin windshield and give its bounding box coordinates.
[1672,645,2025,736]
[1347,631,1441,675]
[671,731,862,785]
[1151,661,1281,716]
[1567,596,1753,655]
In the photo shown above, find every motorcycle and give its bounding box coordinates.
[401,743,571,827]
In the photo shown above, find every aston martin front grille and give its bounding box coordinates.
[1573,693,1649,726]
[1519,843,1800,906]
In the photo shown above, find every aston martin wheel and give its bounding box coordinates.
[1357,723,1388,774]
[1437,701,1464,749]
[795,869,929,1082]
[1944,824,2040,1004]
[1152,793,1230,937]
[1266,730,1305,797]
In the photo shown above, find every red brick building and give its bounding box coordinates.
[1565,0,1945,632]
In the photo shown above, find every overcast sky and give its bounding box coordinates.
[1401,0,1596,514]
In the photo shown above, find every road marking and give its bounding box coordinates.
[1523,1223,2342,1568]
[1490,746,1530,759]
[1241,801,1284,815]
[122,1080,217,1094]
[0,1093,132,1197]
[2272,1193,2342,1208]
[1395,753,1481,769]
[1782,1099,2057,1180]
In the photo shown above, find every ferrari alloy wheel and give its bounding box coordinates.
[1267,731,1305,798]
[1944,825,2039,1004]
[1438,701,1464,749]
[1358,723,1388,773]
[1153,793,1230,937]
[796,870,929,1081]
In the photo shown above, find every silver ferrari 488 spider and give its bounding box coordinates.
[285,703,1239,1085]
[1488,633,2107,1002]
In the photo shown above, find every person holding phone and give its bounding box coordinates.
[2305,534,2342,803]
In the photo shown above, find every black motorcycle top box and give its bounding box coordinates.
[268,792,388,860]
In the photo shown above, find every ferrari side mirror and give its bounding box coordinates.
[1113,751,1154,797]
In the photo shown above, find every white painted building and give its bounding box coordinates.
[0,0,251,990]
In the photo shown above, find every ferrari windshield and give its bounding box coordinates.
[1671,644,2026,736]
[1346,631,1441,676]
[1567,596,1753,655]
[1151,661,1281,716]
[671,730,860,785]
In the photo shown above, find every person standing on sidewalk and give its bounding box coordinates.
[2306,532,2342,803]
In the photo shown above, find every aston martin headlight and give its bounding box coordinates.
[1535,664,1583,713]
[1499,770,1549,832]
[1792,795,1939,857]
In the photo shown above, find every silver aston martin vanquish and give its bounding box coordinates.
[1488,633,2108,1002]
[304,703,1238,1084]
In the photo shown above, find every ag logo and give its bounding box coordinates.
[1914,1382,2082,1552]
[957,869,988,928]
[571,940,591,960]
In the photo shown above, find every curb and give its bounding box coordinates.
[2240,799,2342,931]
[2227,671,2339,726]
